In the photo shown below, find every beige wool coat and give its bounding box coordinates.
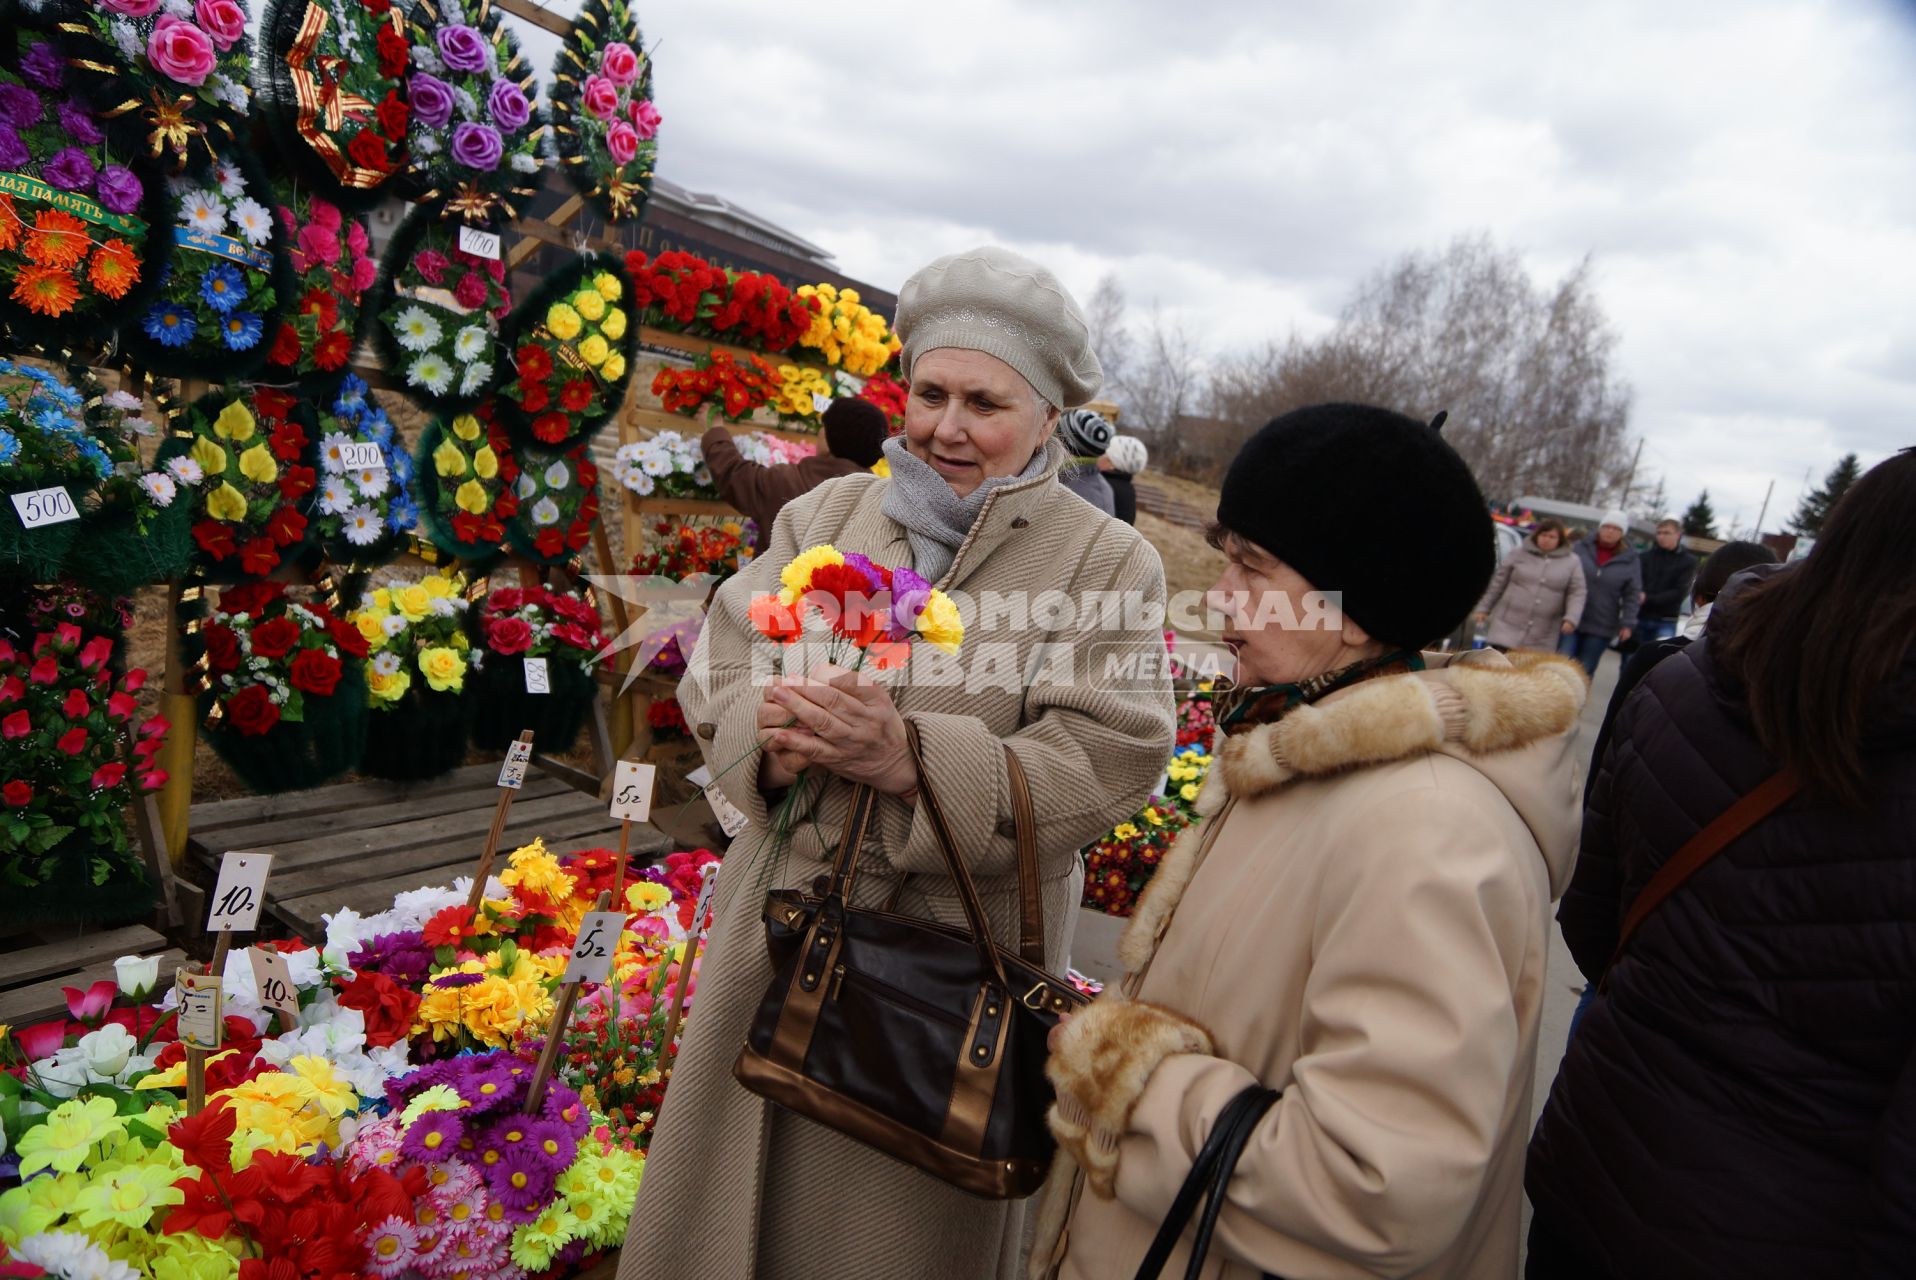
[1475,534,1588,651]
[619,442,1176,1280]
[1030,649,1588,1280]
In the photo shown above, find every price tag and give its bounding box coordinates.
[709,784,750,838]
[608,760,656,823]
[811,392,833,415]
[690,863,720,932]
[685,765,713,789]
[563,910,624,984]
[175,970,223,1051]
[524,656,550,694]
[10,486,78,529]
[497,738,533,789]
[458,225,502,260]
[247,947,299,1024]
[338,441,384,471]
[206,851,273,933]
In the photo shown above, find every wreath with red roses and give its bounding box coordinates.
[155,384,318,580]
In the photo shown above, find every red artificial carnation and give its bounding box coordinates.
[248,616,301,659]
[267,322,301,366]
[239,538,281,576]
[202,622,241,673]
[334,970,419,1048]
[193,520,236,559]
[223,684,280,736]
[288,649,341,696]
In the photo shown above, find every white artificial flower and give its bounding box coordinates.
[414,133,441,156]
[231,198,273,246]
[159,0,192,15]
[138,472,177,507]
[78,1025,136,1079]
[344,505,381,546]
[165,455,204,485]
[318,476,353,515]
[181,190,225,235]
[11,1231,138,1280]
[429,596,460,617]
[212,160,245,198]
[409,354,453,395]
[453,87,478,121]
[125,416,157,437]
[30,1055,91,1100]
[694,464,713,487]
[111,18,140,59]
[320,430,352,473]
[458,360,492,396]
[452,326,488,361]
[371,650,402,676]
[114,953,160,999]
[530,496,560,526]
[103,390,142,410]
[640,451,670,478]
[410,44,444,74]
[625,470,654,496]
[353,465,389,498]
[515,471,537,500]
[394,307,441,353]
[380,613,407,638]
[510,152,541,173]
[542,459,570,489]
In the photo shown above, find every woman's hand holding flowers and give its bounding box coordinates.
[758,663,916,796]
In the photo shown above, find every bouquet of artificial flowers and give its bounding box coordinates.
[351,570,475,780]
[467,583,603,752]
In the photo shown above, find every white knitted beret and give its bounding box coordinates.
[894,246,1103,409]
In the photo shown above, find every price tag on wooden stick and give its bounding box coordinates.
[10,486,78,528]
[497,738,533,789]
[608,760,656,823]
[176,970,223,1050]
[562,910,624,984]
[247,947,299,1025]
[206,851,272,932]
[690,863,720,932]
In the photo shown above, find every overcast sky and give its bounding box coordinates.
[515,0,1916,534]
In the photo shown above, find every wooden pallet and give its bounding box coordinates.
[0,924,185,1027]
[184,763,673,940]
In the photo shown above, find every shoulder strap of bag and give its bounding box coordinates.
[1605,768,1800,981]
[1131,1085,1282,1280]
[904,720,1011,990]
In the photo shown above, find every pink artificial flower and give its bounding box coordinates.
[347,220,369,255]
[0,675,23,704]
[63,979,116,1025]
[600,41,641,87]
[77,636,113,671]
[631,99,661,141]
[62,687,90,718]
[307,198,342,231]
[414,249,450,286]
[29,656,58,685]
[193,0,246,51]
[138,768,169,791]
[1,710,28,740]
[15,1020,67,1059]
[352,255,379,293]
[581,75,617,121]
[453,270,488,310]
[107,690,138,720]
[103,0,162,14]
[606,121,638,166]
[56,727,87,755]
[297,224,341,266]
[54,622,81,648]
[147,14,217,87]
[91,762,127,790]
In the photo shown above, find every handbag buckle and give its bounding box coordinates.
[1023,981,1074,1013]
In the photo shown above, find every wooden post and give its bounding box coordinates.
[185,932,231,1116]
[592,515,635,762]
[659,930,700,1070]
[467,730,536,917]
[155,579,198,866]
[523,890,612,1115]
[611,819,630,911]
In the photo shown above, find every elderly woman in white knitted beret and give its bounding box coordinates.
[618,247,1176,1280]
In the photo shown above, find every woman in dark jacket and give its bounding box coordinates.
[1526,448,1916,1280]
[1559,509,1641,676]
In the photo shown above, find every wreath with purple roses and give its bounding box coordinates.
[400,0,545,228]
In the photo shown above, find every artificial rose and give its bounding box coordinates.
[486,615,532,655]
[224,684,279,736]
[336,971,419,1048]
[288,648,342,696]
[375,90,409,140]
[89,762,127,791]
[631,99,662,140]
[408,73,454,130]
[347,130,391,172]
[582,75,617,121]
[487,79,530,131]
[375,25,409,79]
[57,727,87,755]
[1,710,27,739]
[147,15,218,87]
[601,41,641,86]
[102,0,163,15]
[434,24,489,73]
[2,780,31,806]
[194,0,247,50]
[113,954,161,1001]
[247,616,301,659]
[94,165,143,216]
[202,622,241,673]
[605,121,638,166]
[450,122,503,172]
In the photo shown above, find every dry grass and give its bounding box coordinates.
[1135,510,1227,641]
[1142,470,1226,515]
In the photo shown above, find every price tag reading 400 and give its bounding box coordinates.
[608,760,657,823]
[206,851,273,933]
[458,225,502,260]
[563,910,625,984]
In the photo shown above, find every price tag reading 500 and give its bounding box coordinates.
[10,486,78,529]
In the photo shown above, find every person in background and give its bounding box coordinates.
[1473,517,1586,652]
[1560,509,1641,676]
[1637,516,1699,643]
[1100,435,1147,526]
[1056,408,1116,515]
[700,397,889,554]
[1527,448,1916,1279]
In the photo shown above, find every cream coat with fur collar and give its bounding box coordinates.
[1031,649,1587,1280]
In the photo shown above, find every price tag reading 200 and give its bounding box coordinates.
[206,851,273,933]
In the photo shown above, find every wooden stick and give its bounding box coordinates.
[185,933,232,1116]
[467,730,536,917]
[659,926,702,1072]
[611,819,630,912]
[523,891,612,1115]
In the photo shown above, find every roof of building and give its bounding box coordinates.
[648,177,836,268]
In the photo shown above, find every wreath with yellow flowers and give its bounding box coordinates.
[496,251,638,450]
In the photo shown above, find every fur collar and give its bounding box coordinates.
[1116,650,1587,975]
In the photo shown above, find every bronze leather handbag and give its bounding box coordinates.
[732,722,1088,1199]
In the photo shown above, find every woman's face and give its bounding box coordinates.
[903,348,1057,498]
[1597,522,1623,548]
[1535,528,1561,552]
[1206,528,1381,686]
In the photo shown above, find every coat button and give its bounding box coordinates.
[1011,517,1029,529]
[996,818,1017,838]
[697,722,717,740]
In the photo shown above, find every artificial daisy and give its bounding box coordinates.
[320,431,353,472]
[344,504,382,546]
[453,326,489,360]
[200,262,245,313]
[142,304,196,348]
[221,312,264,350]
[394,307,442,353]
[165,455,204,485]
[458,360,493,396]
[318,476,353,515]
[181,189,225,234]
[231,197,273,246]
[354,465,390,497]
[138,472,178,507]
[371,650,403,676]
[212,160,246,198]
[409,354,453,395]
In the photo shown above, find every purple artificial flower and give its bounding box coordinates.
[840,553,887,594]
[539,1080,590,1137]
[434,24,489,73]
[57,99,104,146]
[95,165,143,214]
[350,930,435,986]
[399,1109,466,1164]
[887,565,933,641]
[427,970,484,989]
[43,147,97,193]
[19,41,66,91]
[518,1117,576,1176]
[0,125,28,170]
[486,79,530,132]
[449,122,502,172]
[407,73,454,129]
[479,1122,555,1219]
[453,1059,519,1114]
[0,84,41,128]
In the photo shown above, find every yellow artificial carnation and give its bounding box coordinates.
[917,590,964,654]
[455,479,489,515]
[572,289,606,323]
[546,303,583,341]
[212,400,256,442]
[188,436,228,477]
[599,352,626,383]
[600,308,626,340]
[203,481,247,523]
[450,413,483,441]
[577,334,609,367]
[237,444,277,485]
[396,585,432,622]
[433,436,468,478]
[594,272,622,301]
[780,544,844,596]
[472,445,499,479]
[418,646,465,693]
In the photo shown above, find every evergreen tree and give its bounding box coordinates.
[1682,490,1719,540]
[1790,453,1861,536]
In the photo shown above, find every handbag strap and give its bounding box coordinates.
[823,779,880,903]
[903,719,1011,989]
[1132,1086,1282,1280]
[1002,743,1044,965]
[1605,768,1800,981]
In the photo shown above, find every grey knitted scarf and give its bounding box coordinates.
[879,435,1050,584]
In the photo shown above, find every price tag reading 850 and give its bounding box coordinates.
[206,851,273,933]
[523,657,550,694]
[563,910,624,984]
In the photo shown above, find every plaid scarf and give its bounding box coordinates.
[1216,648,1426,736]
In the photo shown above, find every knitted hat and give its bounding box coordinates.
[1106,435,1148,475]
[1058,409,1112,458]
[1216,403,1494,649]
[1599,509,1629,531]
[895,246,1103,409]
[821,397,888,467]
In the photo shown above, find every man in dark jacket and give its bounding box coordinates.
[1637,516,1699,643]
[700,398,888,553]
